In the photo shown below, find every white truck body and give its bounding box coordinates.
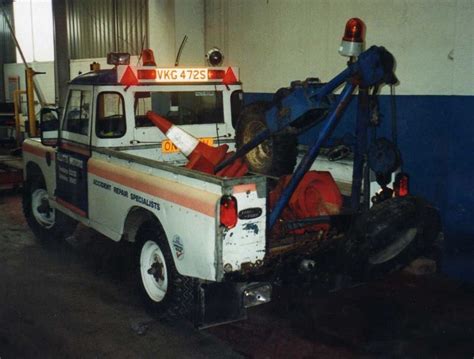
[23,75,267,283]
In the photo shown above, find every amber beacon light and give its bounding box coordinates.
[339,18,366,57]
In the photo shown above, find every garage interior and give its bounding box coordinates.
[0,0,473,357]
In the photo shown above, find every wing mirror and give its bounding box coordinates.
[40,107,59,147]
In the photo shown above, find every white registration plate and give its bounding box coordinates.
[154,68,208,82]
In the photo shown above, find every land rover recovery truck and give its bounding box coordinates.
[22,20,442,327]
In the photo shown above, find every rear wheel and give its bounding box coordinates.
[236,101,297,176]
[23,173,77,243]
[346,196,442,279]
[136,221,195,319]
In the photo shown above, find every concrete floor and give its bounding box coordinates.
[1,191,474,358]
[0,192,239,358]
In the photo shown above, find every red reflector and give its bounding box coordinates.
[208,69,225,80]
[141,48,157,66]
[137,69,157,80]
[120,66,138,86]
[394,173,409,197]
[223,67,237,85]
[220,196,238,229]
[342,18,365,43]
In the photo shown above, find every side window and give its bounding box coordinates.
[134,92,152,127]
[96,92,126,138]
[63,90,91,135]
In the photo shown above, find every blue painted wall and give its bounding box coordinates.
[244,93,474,280]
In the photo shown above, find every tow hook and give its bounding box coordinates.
[242,282,272,308]
[299,259,316,273]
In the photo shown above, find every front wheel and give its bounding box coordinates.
[22,174,77,243]
[136,221,195,319]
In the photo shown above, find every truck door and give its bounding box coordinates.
[56,87,93,218]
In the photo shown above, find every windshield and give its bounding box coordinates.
[135,91,224,127]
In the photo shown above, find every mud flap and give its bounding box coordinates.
[195,281,271,329]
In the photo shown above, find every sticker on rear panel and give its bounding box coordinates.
[172,235,184,260]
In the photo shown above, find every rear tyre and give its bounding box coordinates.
[235,101,297,176]
[347,196,442,279]
[136,221,195,319]
[22,173,77,244]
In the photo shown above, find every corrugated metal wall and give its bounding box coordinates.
[0,2,15,63]
[0,1,16,101]
[66,0,148,59]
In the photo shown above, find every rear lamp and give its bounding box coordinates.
[137,69,157,80]
[208,69,225,80]
[220,195,238,229]
[339,18,366,57]
[206,47,224,67]
[107,52,131,66]
[394,172,409,197]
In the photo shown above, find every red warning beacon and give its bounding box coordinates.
[339,18,366,57]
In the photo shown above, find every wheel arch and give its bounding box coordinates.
[25,161,44,183]
[24,160,56,199]
[122,206,162,243]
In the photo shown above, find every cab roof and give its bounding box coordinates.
[70,69,118,86]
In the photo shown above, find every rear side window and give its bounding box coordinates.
[134,91,224,127]
[63,90,91,135]
[96,92,126,138]
[230,90,243,128]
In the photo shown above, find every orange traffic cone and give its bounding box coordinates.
[147,111,229,167]
[215,153,248,177]
[147,111,248,177]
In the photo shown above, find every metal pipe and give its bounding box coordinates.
[309,66,353,101]
[13,89,26,147]
[350,86,370,210]
[26,68,37,137]
[268,82,356,229]
[214,129,271,173]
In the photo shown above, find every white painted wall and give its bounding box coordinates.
[205,0,474,95]
[148,0,177,66]
[148,0,205,66]
[175,0,205,66]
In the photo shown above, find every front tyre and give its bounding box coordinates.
[136,221,195,319]
[22,174,77,243]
